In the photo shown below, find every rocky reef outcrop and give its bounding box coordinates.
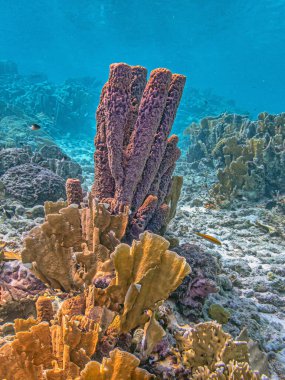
[0,145,82,206]
[1,164,66,207]
[0,62,100,136]
[172,243,219,320]
[186,112,285,204]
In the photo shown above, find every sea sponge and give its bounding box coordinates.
[93,63,186,238]
[66,178,84,206]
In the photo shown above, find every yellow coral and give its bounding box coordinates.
[176,322,248,371]
[109,231,191,332]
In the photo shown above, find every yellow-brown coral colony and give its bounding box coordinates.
[0,201,266,378]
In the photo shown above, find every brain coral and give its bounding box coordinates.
[1,163,66,206]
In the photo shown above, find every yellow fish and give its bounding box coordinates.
[194,232,222,246]
[0,241,7,249]
[2,251,21,260]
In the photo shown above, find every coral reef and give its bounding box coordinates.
[21,198,128,291]
[1,164,66,207]
[0,260,46,323]
[0,64,100,136]
[171,158,284,377]
[93,63,186,239]
[0,63,273,379]
[17,197,266,378]
[172,243,219,320]
[186,112,285,203]
[0,239,265,379]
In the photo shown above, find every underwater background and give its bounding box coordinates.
[1,0,285,130]
[0,1,285,379]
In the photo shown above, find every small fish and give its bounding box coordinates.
[2,251,21,260]
[204,203,217,210]
[0,241,7,249]
[194,232,222,246]
[30,123,41,131]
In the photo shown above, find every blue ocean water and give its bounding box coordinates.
[1,0,285,125]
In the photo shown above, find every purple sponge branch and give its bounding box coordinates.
[123,66,147,149]
[131,74,186,213]
[65,178,83,206]
[146,203,170,234]
[121,68,172,208]
[148,135,181,197]
[93,84,115,200]
[105,63,132,196]
[129,194,158,239]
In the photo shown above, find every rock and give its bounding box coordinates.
[25,205,45,219]
[32,145,83,181]
[223,259,252,277]
[253,281,270,293]
[243,289,255,298]
[217,274,233,291]
[1,164,66,207]
[0,148,31,175]
[255,293,285,307]
[271,278,285,292]
[15,204,26,216]
[208,303,231,324]
[191,198,203,207]
[172,243,219,320]
[257,304,278,314]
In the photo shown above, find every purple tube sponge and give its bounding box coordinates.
[122,68,172,208]
[93,63,186,238]
[123,66,147,148]
[105,63,132,195]
[130,195,158,238]
[93,84,115,200]
[132,74,186,212]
